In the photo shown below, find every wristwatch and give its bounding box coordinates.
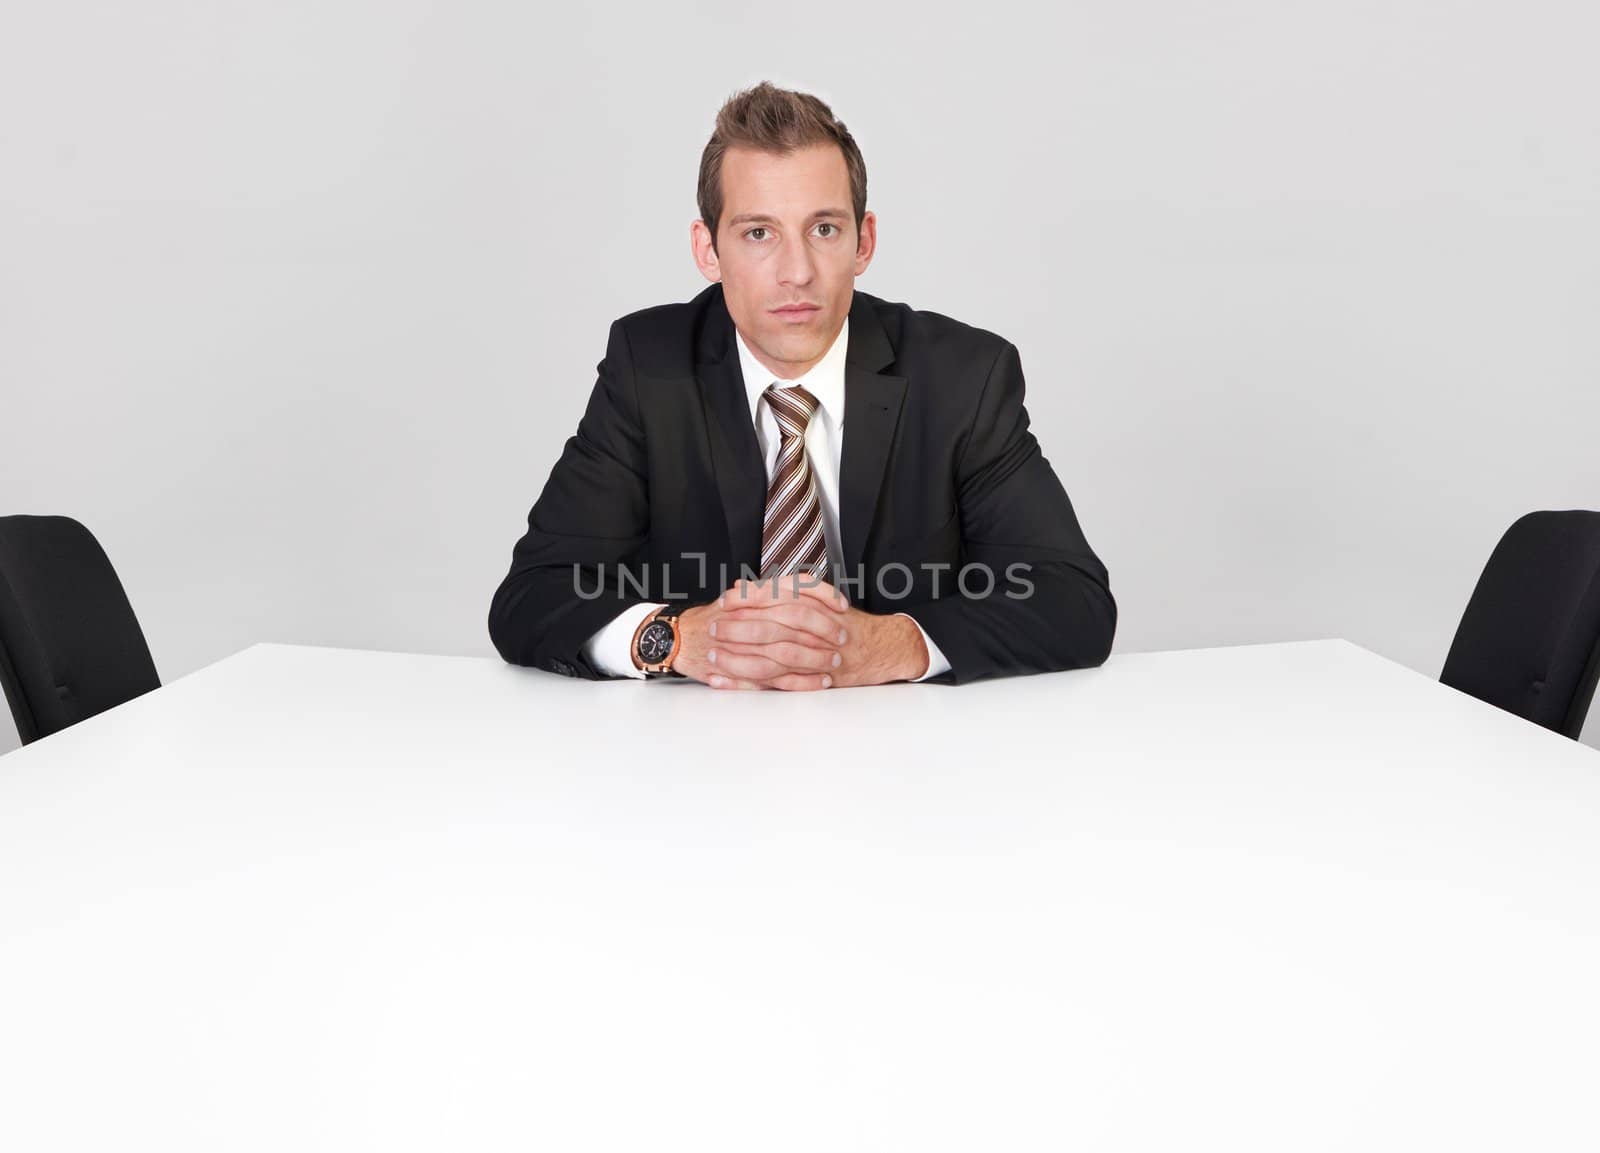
[631,602,692,677]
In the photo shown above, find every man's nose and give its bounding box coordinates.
[776,234,816,287]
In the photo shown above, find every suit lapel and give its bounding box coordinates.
[695,291,765,570]
[839,293,908,577]
[695,286,908,579]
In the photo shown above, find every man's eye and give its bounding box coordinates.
[746,227,768,241]
[815,223,837,237]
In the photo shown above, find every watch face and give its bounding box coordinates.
[638,620,676,665]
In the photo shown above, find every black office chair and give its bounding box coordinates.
[1440,510,1600,740]
[0,515,161,746]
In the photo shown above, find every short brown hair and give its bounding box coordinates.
[697,81,868,250]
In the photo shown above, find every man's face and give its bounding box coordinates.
[691,143,876,380]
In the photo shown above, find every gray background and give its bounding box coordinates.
[3,0,1597,755]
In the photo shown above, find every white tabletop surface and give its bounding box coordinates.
[2,639,1599,1151]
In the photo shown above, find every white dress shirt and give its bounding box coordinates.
[583,315,952,681]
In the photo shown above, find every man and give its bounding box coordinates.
[489,82,1115,688]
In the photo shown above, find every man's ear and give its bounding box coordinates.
[690,219,721,283]
[853,210,877,277]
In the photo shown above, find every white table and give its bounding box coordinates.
[2,639,1598,1151]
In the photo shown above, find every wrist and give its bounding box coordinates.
[879,612,929,683]
[677,603,710,642]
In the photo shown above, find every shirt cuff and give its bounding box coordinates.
[582,602,664,680]
[895,612,951,682]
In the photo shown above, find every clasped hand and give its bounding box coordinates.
[672,576,929,690]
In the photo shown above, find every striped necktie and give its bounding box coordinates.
[760,382,828,583]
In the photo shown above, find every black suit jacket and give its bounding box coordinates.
[488,283,1115,683]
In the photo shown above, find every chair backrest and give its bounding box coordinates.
[1441,510,1600,740]
[0,515,160,745]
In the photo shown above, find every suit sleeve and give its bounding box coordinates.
[488,320,654,678]
[900,341,1117,684]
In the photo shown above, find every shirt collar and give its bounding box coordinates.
[734,315,849,429]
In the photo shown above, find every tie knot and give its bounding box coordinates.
[765,382,819,439]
